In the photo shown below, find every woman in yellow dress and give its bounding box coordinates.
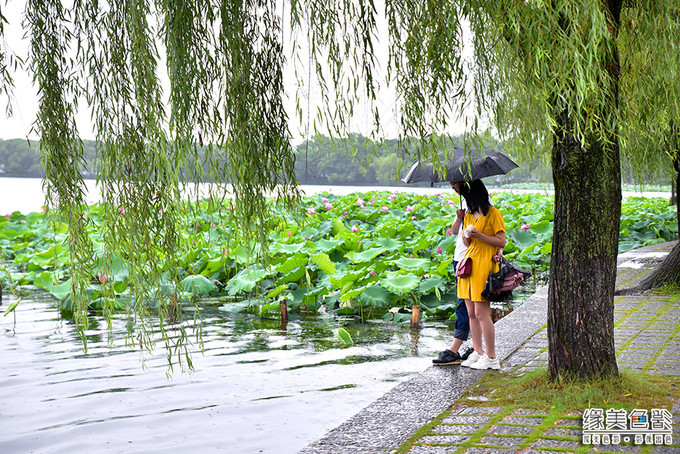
[457,180,506,370]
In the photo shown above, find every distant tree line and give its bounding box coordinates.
[0,135,552,186]
[293,133,553,187]
[0,138,97,178]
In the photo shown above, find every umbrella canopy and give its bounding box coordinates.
[401,147,519,184]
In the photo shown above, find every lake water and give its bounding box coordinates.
[0,177,668,216]
[1,293,457,453]
[0,177,457,215]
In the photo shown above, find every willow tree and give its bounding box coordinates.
[1,1,678,377]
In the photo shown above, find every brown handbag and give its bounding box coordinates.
[455,257,472,278]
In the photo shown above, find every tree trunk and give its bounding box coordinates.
[671,153,680,240]
[547,2,622,380]
[635,241,680,291]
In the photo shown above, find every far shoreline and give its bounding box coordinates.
[0,176,671,215]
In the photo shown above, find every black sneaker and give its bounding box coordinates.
[432,349,463,365]
[460,347,474,361]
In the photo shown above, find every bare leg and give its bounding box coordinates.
[448,338,463,353]
[475,301,495,358]
[465,299,483,354]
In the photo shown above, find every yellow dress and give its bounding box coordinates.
[457,206,505,302]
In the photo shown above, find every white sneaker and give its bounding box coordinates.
[470,354,500,370]
[460,351,481,367]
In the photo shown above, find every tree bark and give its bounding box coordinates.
[635,241,680,291]
[547,1,622,380]
[673,153,680,240]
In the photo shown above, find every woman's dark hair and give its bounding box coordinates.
[461,180,491,215]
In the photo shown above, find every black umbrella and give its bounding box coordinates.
[400,147,519,184]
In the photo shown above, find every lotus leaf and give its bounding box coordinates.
[225,265,268,295]
[345,246,387,263]
[392,257,430,273]
[380,271,420,294]
[337,328,353,346]
[311,253,336,275]
[181,275,218,296]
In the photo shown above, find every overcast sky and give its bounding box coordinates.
[0,2,469,143]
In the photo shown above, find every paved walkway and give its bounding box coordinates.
[300,241,680,454]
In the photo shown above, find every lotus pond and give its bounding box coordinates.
[0,190,675,324]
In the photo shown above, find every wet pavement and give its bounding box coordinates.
[300,241,680,454]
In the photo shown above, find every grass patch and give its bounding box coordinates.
[653,281,680,299]
[466,368,680,412]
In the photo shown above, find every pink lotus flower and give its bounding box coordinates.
[351,225,359,232]
[321,197,329,203]
[409,254,413,258]
[520,224,530,231]
[412,216,417,221]
[343,210,348,216]
[324,203,333,210]
[388,195,395,201]
[224,248,229,255]
[98,274,107,284]
[405,205,414,212]
[436,247,443,254]
[287,231,291,237]
[446,229,453,235]
[307,207,317,214]
[370,270,376,276]
[381,206,389,213]
[4,214,9,219]
[357,198,366,206]
[210,222,216,227]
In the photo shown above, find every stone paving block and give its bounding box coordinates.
[511,408,549,417]
[431,424,483,434]
[453,406,504,416]
[408,445,456,454]
[419,434,471,445]
[531,438,581,450]
[488,424,535,436]
[479,435,525,447]
[591,444,643,453]
[648,368,680,376]
[463,446,515,454]
[617,354,649,361]
[441,415,493,425]
[500,416,544,426]
[543,427,581,438]
[650,446,680,454]
[459,448,511,453]
[554,418,582,428]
